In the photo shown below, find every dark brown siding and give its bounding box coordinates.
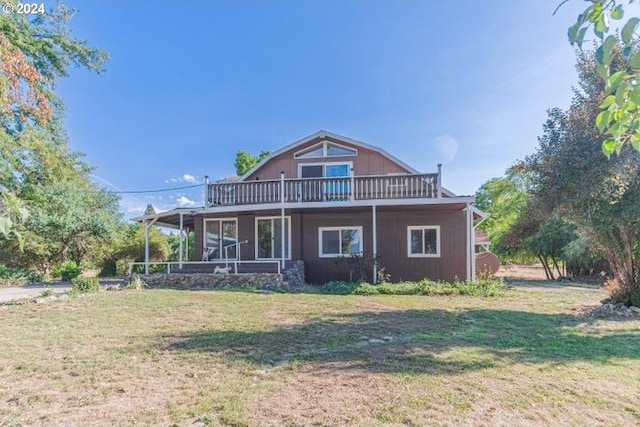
[299,206,468,284]
[375,207,467,283]
[300,209,374,284]
[193,205,469,284]
[245,136,411,181]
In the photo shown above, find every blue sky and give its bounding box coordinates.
[55,0,587,218]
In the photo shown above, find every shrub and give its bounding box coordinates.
[318,281,362,295]
[54,261,82,281]
[124,275,147,290]
[70,277,100,295]
[605,278,640,307]
[320,278,506,297]
[0,264,46,286]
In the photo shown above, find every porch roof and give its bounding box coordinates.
[132,197,482,228]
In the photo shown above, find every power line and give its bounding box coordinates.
[107,183,202,194]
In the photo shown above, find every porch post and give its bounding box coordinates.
[437,163,442,198]
[465,203,472,281]
[280,171,286,270]
[203,175,209,207]
[185,228,189,261]
[178,212,184,269]
[471,208,477,281]
[144,221,150,275]
[372,204,377,284]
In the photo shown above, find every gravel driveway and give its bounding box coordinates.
[0,279,126,303]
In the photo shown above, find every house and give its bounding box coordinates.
[134,131,487,284]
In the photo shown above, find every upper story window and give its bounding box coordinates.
[294,140,357,159]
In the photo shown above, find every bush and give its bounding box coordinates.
[0,264,47,286]
[319,278,506,297]
[70,277,100,295]
[124,275,147,290]
[54,261,83,281]
[317,281,363,295]
[605,278,640,307]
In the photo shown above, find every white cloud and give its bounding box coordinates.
[182,174,199,184]
[176,195,197,207]
[164,174,200,185]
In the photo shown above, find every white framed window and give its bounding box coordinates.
[255,216,291,259]
[407,226,440,258]
[298,161,352,179]
[203,218,238,260]
[319,226,363,257]
[294,140,358,159]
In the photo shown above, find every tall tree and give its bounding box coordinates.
[524,47,640,303]
[234,150,271,175]
[0,2,120,271]
[475,166,530,261]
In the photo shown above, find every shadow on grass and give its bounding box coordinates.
[160,308,640,374]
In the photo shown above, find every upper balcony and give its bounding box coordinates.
[207,173,440,207]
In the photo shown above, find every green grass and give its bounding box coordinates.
[0,282,638,426]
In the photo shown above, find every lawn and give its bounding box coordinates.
[0,282,639,426]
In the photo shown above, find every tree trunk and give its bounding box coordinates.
[538,255,554,280]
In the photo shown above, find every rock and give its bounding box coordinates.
[629,306,640,314]
[255,289,274,294]
[58,294,69,301]
[382,336,394,342]
[356,341,369,347]
[368,339,385,344]
[600,297,611,304]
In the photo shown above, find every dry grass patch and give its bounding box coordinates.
[0,284,638,426]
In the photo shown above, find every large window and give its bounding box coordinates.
[319,226,363,257]
[407,226,440,258]
[204,219,238,260]
[294,141,357,159]
[298,162,352,201]
[256,217,291,259]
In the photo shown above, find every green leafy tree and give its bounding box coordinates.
[523,48,640,303]
[565,0,640,156]
[234,150,271,175]
[0,1,108,245]
[475,166,531,261]
[1,180,121,271]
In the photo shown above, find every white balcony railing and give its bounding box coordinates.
[207,173,439,207]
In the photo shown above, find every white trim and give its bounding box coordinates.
[466,205,472,281]
[407,225,441,258]
[203,218,239,260]
[197,196,476,216]
[293,140,358,159]
[318,226,364,258]
[297,161,353,179]
[255,216,292,260]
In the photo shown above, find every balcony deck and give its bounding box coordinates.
[207,173,440,207]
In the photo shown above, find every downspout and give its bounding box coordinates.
[372,204,377,284]
[465,204,472,281]
[280,171,286,270]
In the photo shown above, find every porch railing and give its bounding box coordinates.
[208,173,439,206]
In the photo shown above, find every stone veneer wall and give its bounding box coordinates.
[282,260,305,289]
[140,273,287,291]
